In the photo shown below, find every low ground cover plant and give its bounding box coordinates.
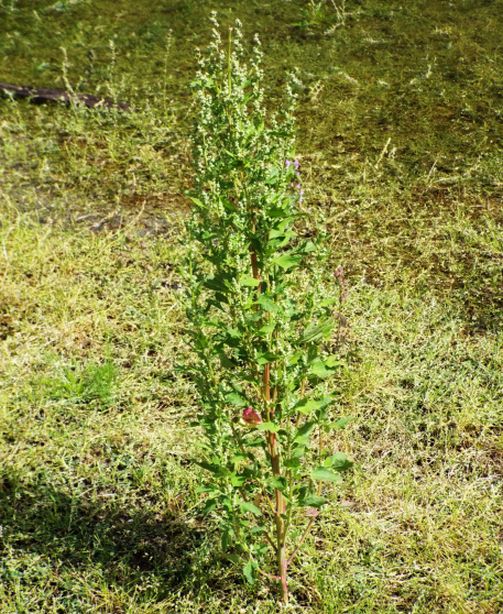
[182,16,351,603]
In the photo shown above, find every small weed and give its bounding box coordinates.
[41,360,118,407]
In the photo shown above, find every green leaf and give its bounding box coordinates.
[284,456,301,469]
[290,445,306,459]
[269,228,284,240]
[257,421,280,433]
[308,358,333,379]
[202,498,218,514]
[218,353,237,369]
[243,560,256,585]
[240,501,262,516]
[197,461,227,477]
[301,320,333,344]
[268,230,297,250]
[259,322,276,336]
[231,453,248,465]
[303,240,317,254]
[294,421,316,444]
[272,252,302,270]
[256,351,278,365]
[324,355,343,368]
[323,453,353,471]
[294,396,333,416]
[287,352,302,366]
[268,475,288,491]
[239,275,260,287]
[225,392,248,407]
[300,494,327,508]
[257,295,279,314]
[311,467,343,483]
[246,435,265,448]
[230,473,246,487]
[204,274,231,293]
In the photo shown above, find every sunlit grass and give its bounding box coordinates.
[0,0,501,611]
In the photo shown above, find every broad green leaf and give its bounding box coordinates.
[197,461,227,476]
[268,475,287,491]
[309,359,333,379]
[272,253,302,270]
[300,494,327,508]
[294,396,333,416]
[204,275,230,293]
[269,228,285,240]
[269,231,297,250]
[257,421,280,433]
[303,240,316,253]
[225,392,248,407]
[246,435,265,447]
[221,495,233,511]
[256,351,278,365]
[218,353,236,369]
[324,355,343,368]
[226,327,241,339]
[240,501,262,516]
[230,473,246,487]
[202,498,217,514]
[257,295,279,314]
[259,322,276,336]
[243,560,256,585]
[239,275,260,287]
[284,456,301,469]
[231,453,248,465]
[289,445,306,459]
[311,467,343,483]
[301,320,333,344]
[287,352,302,366]
[323,453,353,471]
[269,217,294,238]
[294,421,316,444]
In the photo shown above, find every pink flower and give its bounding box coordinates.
[242,406,262,425]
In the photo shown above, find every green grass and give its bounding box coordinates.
[1,0,502,611]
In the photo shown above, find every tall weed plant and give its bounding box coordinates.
[182,15,351,603]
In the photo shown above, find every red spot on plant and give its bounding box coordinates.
[242,406,262,425]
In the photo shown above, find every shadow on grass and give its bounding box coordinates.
[0,476,209,599]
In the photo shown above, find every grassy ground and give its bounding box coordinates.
[1,0,502,611]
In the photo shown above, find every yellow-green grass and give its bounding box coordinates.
[1,0,502,611]
[1,212,501,611]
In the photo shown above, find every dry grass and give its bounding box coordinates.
[1,0,502,611]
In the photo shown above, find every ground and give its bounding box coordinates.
[0,0,502,612]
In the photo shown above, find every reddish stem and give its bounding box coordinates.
[250,246,288,603]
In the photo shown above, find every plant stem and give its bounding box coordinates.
[266,368,288,604]
[250,245,288,603]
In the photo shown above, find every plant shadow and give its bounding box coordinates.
[0,476,209,599]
